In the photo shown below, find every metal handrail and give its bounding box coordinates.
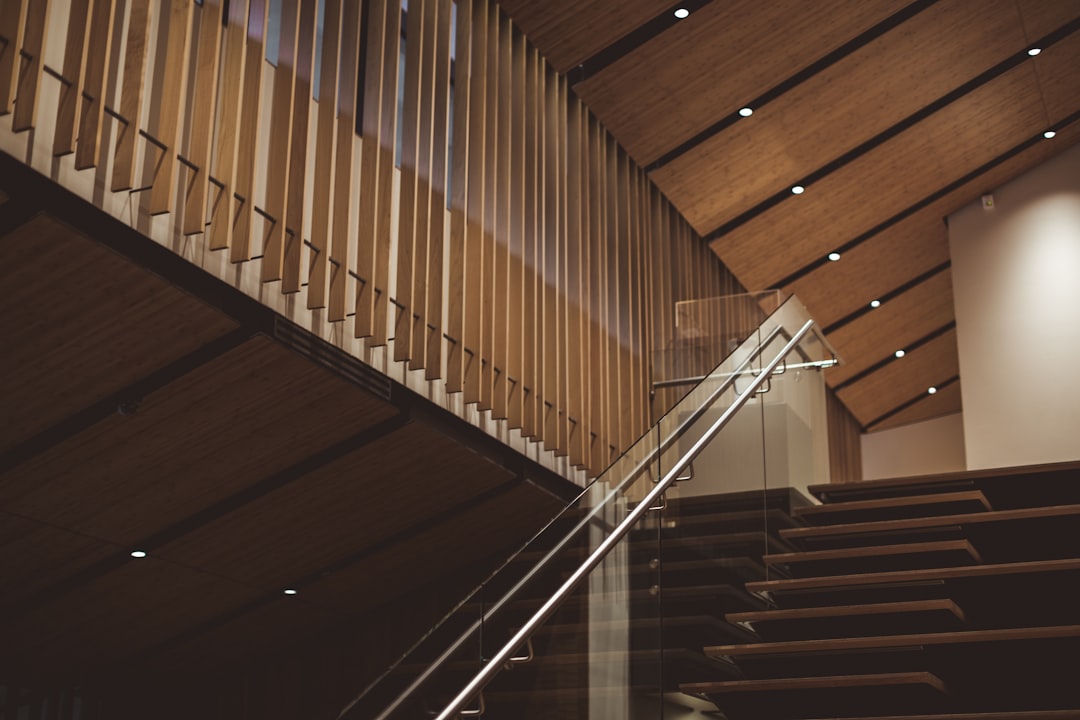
[434,317,817,719]
[341,322,788,720]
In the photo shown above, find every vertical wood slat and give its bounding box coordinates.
[394,0,425,363]
[327,0,362,321]
[0,0,29,114]
[208,0,252,249]
[478,0,498,412]
[491,10,511,420]
[567,96,585,467]
[181,0,223,233]
[11,0,48,132]
[147,0,193,215]
[460,0,487,401]
[555,72,569,456]
[53,0,93,156]
[111,0,151,192]
[261,0,300,281]
[280,0,317,294]
[505,27,525,429]
[73,0,116,170]
[355,0,400,344]
[409,0,441,372]
[445,0,472,392]
[230,0,269,262]
[520,43,538,438]
[424,0,452,380]
[307,0,343,305]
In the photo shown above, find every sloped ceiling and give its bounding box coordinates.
[500,0,1080,431]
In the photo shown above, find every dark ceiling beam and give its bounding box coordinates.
[0,327,255,475]
[0,413,411,620]
[822,261,952,336]
[705,16,1080,246]
[832,321,956,394]
[768,105,1080,294]
[647,0,939,172]
[567,0,714,86]
[864,375,960,432]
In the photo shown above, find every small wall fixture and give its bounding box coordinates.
[870,299,881,308]
[827,252,841,262]
[928,386,938,395]
[894,349,906,358]
[738,107,753,117]
[791,185,805,195]
[674,7,690,18]
[1044,130,1057,139]
[1027,47,1041,56]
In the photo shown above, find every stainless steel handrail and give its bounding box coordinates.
[340,322,788,720]
[434,317,816,720]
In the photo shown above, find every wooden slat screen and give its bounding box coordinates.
[1,0,759,478]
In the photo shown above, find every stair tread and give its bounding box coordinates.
[682,670,947,694]
[795,490,991,524]
[704,623,1080,658]
[726,598,966,626]
[764,539,981,566]
[746,557,1080,595]
[781,504,1080,545]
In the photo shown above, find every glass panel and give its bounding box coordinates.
[342,295,837,720]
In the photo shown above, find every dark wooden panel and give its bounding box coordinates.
[156,422,514,588]
[1,337,398,543]
[0,215,238,453]
[837,328,959,426]
[300,483,566,613]
[496,0,661,73]
[576,0,900,166]
[8,556,260,675]
[826,270,954,387]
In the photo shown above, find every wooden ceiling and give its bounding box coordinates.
[500,0,1080,431]
[0,168,573,689]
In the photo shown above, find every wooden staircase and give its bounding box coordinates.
[683,462,1080,720]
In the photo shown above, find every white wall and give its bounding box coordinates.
[862,413,966,480]
[948,142,1080,469]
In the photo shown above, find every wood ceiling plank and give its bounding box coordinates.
[837,328,959,426]
[711,57,1070,292]
[1034,30,1080,121]
[1017,0,1080,40]
[156,422,514,588]
[9,557,260,675]
[870,381,962,432]
[654,0,1049,234]
[0,337,398,544]
[300,483,565,614]
[497,0,661,73]
[0,512,118,612]
[0,215,238,454]
[576,0,902,167]
[826,271,955,386]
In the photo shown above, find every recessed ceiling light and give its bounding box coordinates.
[791,185,805,195]
[674,7,690,18]
[130,550,147,558]
[894,349,906,358]
[928,386,938,395]
[283,588,298,595]
[870,299,881,308]
[1044,130,1056,139]
[1027,47,1041,56]
[827,252,840,262]
[738,107,753,117]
